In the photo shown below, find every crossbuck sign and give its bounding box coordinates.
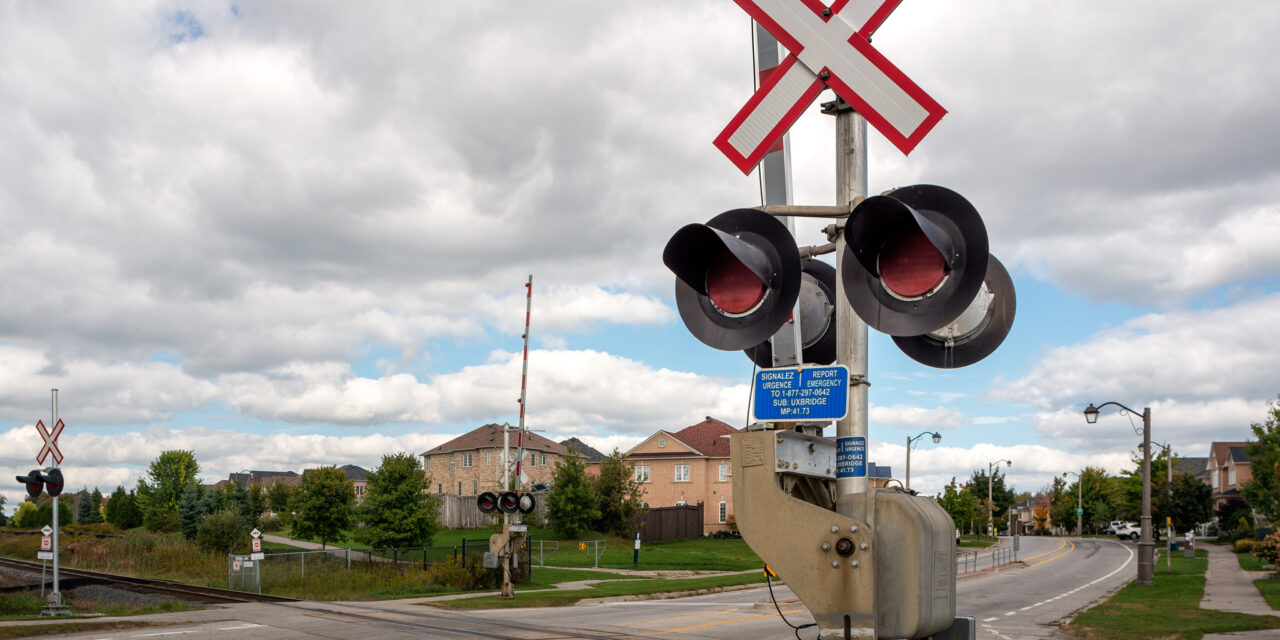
[36,419,64,466]
[714,0,946,173]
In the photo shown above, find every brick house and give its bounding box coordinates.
[1207,441,1252,512]
[421,423,567,495]
[337,465,369,502]
[626,417,739,534]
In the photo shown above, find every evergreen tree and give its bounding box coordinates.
[293,467,355,549]
[138,450,200,532]
[355,453,441,548]
[76,491,94,524]
[86,488,104,524]
[178,483,203,539]
[593,450,645,536]
[546,447,599,538]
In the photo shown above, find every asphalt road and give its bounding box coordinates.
[36,536,1136,640]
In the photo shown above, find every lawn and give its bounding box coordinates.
[1063,549,1280,640]
[428,572,767,609]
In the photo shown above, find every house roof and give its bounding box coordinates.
[422,423,568,457]
[1174,457,1209,476]
[559,437,605,463]
[868,462,892,479]
[1210,442,1249,466]
[338,464,369,482]
[671,417,738,457]
[1229,446,1251,465]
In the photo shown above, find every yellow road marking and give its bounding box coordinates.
[1026,539,1076,567]
[1018,538,1067,562]
[641,609,805,635]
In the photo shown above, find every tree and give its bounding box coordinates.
[178,483,204,540]
[935,478,981,535]
[245,484,268,528]
[969,468,1016,533]
[1243,398,1280,520]
[86,488,104,524]
[1167,471,1213,532]
[267,482,296,527]
[196,510,251,555]
[139,450,200,531]
[355,453,441,549]
[293,467,355,549]
[11,501,37,528]
[0,493,6,527]
[594,450,645,537]
[546,448,599,538]
[30,498,74,529]
[76,491,94,524]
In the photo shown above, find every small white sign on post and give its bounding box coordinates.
[250,528,261,539]
[37,551,53,560]
[233,559,242,572]
[40,536,51,551]
[41,525,53,536]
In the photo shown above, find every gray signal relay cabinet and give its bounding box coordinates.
[731,429,956,639]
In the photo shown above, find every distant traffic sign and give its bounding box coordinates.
[753,365,849,421]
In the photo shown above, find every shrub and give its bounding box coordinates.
[1236,538,1256,554]
[196,510,250,555]
[258,515,283,532]
[1254,531,1280,564]
[425,554,490,591]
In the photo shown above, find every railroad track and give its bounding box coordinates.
[0,556,296,604]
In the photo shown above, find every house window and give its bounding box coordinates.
[718,464,728,482]
[1229,466,1237,486]
[718,501,727,523]
[635,465,650,483]
[457,482,462,495]
[437,483,442,494]
[450,456,456,473]
[463,453,473,468]
[675,465,690,482]
[486,450,492,465]
[355,485,364,497]
[472,480,478,494]
[541,454,547,466]
[425,457,432,470]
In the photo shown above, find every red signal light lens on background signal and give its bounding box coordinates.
[878,228,946,300]
[706,252,765,315]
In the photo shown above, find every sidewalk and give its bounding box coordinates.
[1200,542,1280,639]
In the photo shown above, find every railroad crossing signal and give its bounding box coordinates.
[663,186,1015,369]
[36,419,64,466]
[477,491,536,515]
[15,468,63,498]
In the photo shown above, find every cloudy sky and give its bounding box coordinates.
[3,0,1279,514]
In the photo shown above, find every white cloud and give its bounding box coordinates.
[870,405,971,430]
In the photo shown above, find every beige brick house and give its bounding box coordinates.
[421,423,567,495]
[626,417,739,534]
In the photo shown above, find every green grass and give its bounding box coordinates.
[1256,578,1280,610]
[427,572,766,608]
[958,535,997,548]
[1239,552,1269,572]
[1064,549,1280,639]
[0,589,190,621]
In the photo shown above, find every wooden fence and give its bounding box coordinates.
[636,503,704,543]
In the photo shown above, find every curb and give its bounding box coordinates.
[576,582,771,605]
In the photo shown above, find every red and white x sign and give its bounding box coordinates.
[35,419,64,466]
[714,0,946,174]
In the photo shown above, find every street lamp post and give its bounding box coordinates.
[1063,470,1083,536]
[905,431,941,491]
[988,459,1012,537]
[1085,402,1153,586]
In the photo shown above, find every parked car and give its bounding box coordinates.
[1104,520,1125,535]
[1115,522,1161,541]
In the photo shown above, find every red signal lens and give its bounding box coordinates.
[879,229,946,299]
[706,251,764,315]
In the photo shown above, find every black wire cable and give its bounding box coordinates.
[766,571,816,640]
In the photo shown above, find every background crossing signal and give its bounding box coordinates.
[477,491,536,515]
